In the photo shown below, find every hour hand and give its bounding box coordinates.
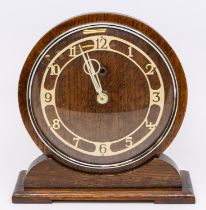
[79,45,108,104]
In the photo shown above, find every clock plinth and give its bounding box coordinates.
[12,154,195,204]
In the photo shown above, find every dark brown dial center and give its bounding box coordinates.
[55,51,150,142]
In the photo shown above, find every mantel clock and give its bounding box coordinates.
[12,13,195,204]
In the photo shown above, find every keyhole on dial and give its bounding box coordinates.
[99,66,107,76]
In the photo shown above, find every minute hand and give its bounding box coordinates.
[79,45,102,94]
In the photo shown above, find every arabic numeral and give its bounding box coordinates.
[125,136,133,148]
[152,91,160,102]
[52,119,60,130]
[69,45,77,57]
[99,144,107,154]
[73,137,80,147]
[50,64,61,75]
[44,92,52,102]
[96,36,108,49]
[128,46,133,57]
[145,64,156,75]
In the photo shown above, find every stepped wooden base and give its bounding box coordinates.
[12,154,195,204]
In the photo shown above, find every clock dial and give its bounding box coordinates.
[19,14,187,173]
[40,33,167,157]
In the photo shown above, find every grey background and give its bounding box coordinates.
[0,0,205,209]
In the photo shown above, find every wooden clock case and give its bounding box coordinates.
[12,13,195,204]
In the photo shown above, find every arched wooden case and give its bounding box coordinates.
[13,13,195,204]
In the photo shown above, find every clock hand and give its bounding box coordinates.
[86,54,103,94]
[79,45,102,94]
[79,45,109,104]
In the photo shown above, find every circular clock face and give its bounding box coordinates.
[20,14,186,173]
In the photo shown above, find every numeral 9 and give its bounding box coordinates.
[45,92,52,102]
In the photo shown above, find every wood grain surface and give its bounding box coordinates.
[12,154,195,204]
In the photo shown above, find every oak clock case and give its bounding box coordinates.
[13,13,195,204]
